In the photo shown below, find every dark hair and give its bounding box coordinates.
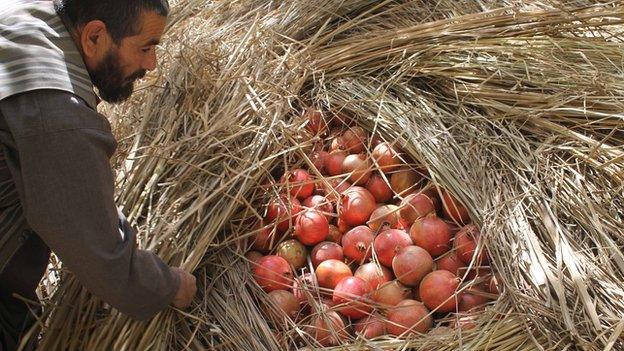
[54,0,169,43]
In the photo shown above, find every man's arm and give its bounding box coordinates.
[0,89,193,320]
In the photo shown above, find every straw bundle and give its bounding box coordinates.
[23,0,623,350]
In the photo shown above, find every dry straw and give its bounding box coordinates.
[22,0,623,350]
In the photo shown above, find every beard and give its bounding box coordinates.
[88,48,146,103]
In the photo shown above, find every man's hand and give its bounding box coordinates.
[171,267,197,309]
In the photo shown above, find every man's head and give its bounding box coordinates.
[55,0,169,103]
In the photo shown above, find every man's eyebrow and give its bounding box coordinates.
[143,38,160,46]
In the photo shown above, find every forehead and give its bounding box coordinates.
[124,10,167,45]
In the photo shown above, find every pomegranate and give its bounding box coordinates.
[399,193,435,224]
[421,187,441,212]
[371,280,412,307]
[419,270,461,312]
[250,223,282,252]
[294,209,329,246]
[441,190,471,224]
[330,136,346,152]
[330,111,353,127]
[311,241,344,268]
[390,168,422,196]
[304,108,327,135]
[246,250,263,264]
[342,126,367,153]
[395,218,410,231]
[342,226,375,264]
[354,262,392,290]
[372,142,402,173]
[310,150,329,174]
[326,224,342,243]
[488,274,502,295]
[305,309,349,347]
[367,205,400,232]
[386,299,433,336]
[458,287,490,312]
[374,228,413,267]
[336,218,352,234]
[283,169,315,200]
[392,245,433,286]
[325,150,347,176]
[332,276,373,319]
[365,173,393,203]
[410,214,452,256]
[353,313,386,339]
[340,186,376,226]
[265,196,301,233]
[342,153,372,185]
[302,195,333,220]
[276,239,307,269]
[315,259,352,290]
[253,255,293,292]
[454,224,489,265]
[322,178,351,202]
[266,290,300,322]
[435,252,466,276]
[370,134,383,148]
[292,272,316,305]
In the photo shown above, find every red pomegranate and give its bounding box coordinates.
[390,168,422,196]
[386,299,432,336]
[342,226,375,264]
[365,173,393,203]
[441,190,471,224]
[410,214,451,256]
[421,186,441,212]
[340,186,376,226]
[302,195,333,220]
[264,196,302,233]
[266,290,299,322]
[435,252,466,276]
[250,223,282,253]
[281,169,314,199]
[454,224,489,265]
[322,178,351,202]
[294,209,329,246]
[326,224,342,243]
[354,262,392,290]
[253,255,293,292]
[292,272,316,305]
[325,150,347,176]
[342,153,372,185]
[419,270,461,312]
[373,229,413,267]
[304,108,328,135]
[332,276,373,319]
[372,142,402,173]
[458,287,490,312]
[315,259,352,290]
[342,126,367,153]
[399,193,435,224]
[336,218,353,234]
[353,313,386,339]
[310,149,329,174]
[367,205,400,232]
[371,280,412,307]
[276,239,307,269]
[392,245,433,286]
[311,241,344,268]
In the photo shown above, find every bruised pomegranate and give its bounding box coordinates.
[326,224,342,243]
[386,299,433,336]
[342,226,375,264]
[266,290,300,322]
[435,252,466,276]
[371,280,412,307]
[419,270,461,312]
[276,239,307,269]
[325,150,347,176]
[441,190,471,224]
[315,259,352,290]
[342,153,372,185]
[311,241,344,268]
[354,262,392,290]
[390,168,422,196]
[340,186,376,226]
[253,255,293,292]
[265,196,301,233]
[342,126,367,153]
[367,205,400,232]
[392,245,433,286]
[372,142,402,173]
[374,229,413,267]
[305,309,349,347]
[410,214,452,256]
[454,224,489,265]
[365,173,393,203]
[353,313,386,339]
[399,193,435,224]
[281,169,314,199]
[294,209,329,246]
[332,276,373,319]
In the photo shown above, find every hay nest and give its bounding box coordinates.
[26,0,623,350]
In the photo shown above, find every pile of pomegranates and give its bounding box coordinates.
[248,108,501,347]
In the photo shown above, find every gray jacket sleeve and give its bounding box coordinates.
[0,90,180,320]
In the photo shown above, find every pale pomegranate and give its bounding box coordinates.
[454,224,489,265]
[354,262,392,290]
[281,169,314,199]
[365,173,393,203]
[294,209,329,246]
[419,270,461,312]
[410,214,452,256]
[399,193,435,224]
[372,142,402,173]
[315,259,352,290]
[390,168,422,195]
[392,245,433,287]
[311,241,344,268]
[374,228,413,267]
[371,280,412,307]
[340,186,376,226]
[342,126,367,153]
[276,239,307,269]
[266,290,300,322]
[332,276,373,319]
[386,299,432,336]
[353,313,386,339]
[367,204,400,232]
[441,190,471,224]
[342,226,375,264]
[342,153,372,185]
[253,255,293,292]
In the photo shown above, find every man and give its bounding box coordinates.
[0,1,197,349]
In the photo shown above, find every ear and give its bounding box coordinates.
[80,20,111,60]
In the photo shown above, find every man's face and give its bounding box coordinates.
[89,11,167,103]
